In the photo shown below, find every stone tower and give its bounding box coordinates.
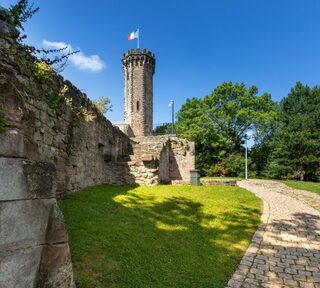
[122,48,156,137]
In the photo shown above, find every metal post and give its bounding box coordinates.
[171,100,175,135]
[168,99,175,135]
[245,136,248,179]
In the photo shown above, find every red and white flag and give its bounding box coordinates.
[128,29,139,41]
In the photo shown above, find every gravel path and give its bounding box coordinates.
[227,180,320,288]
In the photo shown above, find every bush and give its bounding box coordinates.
[205,153,245,177]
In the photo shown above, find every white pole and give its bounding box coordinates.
[169,100,175,135]
[172,100,175,135]
[245,136,248,180]
[137,28,140,49]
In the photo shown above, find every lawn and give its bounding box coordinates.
[280,180,320,195]
[59,185,261,288]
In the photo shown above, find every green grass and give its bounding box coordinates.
[280,180,320,195]
[59,185,261,288]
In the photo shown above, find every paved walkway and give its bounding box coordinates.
[227,180,320,288]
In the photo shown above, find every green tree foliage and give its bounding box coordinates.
[176,82,277,176]
[93,96,113,115]
[153,123,172,135]
[263,82,320,181]
[249,136,274,177]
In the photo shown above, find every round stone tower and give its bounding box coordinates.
[122,48,156,137]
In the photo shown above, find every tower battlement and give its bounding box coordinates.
[122,49,155,74]
[122,48,155,58]
[122,49,156,137]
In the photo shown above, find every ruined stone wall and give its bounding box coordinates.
[129,136,169,185]
[169,137,195,183]
[129,136,195,185]
[0,57,132,196]
[0,15,73,288]
[0,11,132,287]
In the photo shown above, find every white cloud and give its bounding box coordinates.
[42,40,105,72]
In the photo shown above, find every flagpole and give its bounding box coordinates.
[137,28,140,49]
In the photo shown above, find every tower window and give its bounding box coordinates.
[136,101,140,111]
[127,73,129,80]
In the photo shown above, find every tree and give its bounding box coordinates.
[249,134,275,177]
[93,96,113,115]
[176,82,277,176]
[176,97,219,174]
[264,82,320,181]
[153,123,171,135]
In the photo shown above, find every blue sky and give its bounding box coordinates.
[1,0,320,124]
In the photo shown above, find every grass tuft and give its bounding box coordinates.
[280,180,320,195]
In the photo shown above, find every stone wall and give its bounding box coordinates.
[0,12,132,287]
[128,136,195,185]
[0,52,132,196]
[0,11,74,288]
[169,137,195,183]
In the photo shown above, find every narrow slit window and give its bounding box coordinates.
[136,101,140,111]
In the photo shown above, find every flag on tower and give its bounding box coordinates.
[128,29,139,41]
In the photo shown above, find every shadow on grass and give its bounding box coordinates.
[59,185,261,288]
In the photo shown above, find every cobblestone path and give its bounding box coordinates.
[227,180,320,288]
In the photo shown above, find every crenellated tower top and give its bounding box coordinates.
[122,49,155,72]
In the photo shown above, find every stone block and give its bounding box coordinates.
[34,130,42,143]
[0,158,27,201]
[23,160,57,199]
[44,132,53,145]
[0,158,56,201]
[0,7,9,21]
[0,198,56,249]
[0,18,19,38]
[46,203,69,244]
[128,160,143,166]
[35,243,74,288]
[0,129,24,157]
[188,141,195,155]
[0,246,42,288]
[141,154,154,161]
[0,80,24,124]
